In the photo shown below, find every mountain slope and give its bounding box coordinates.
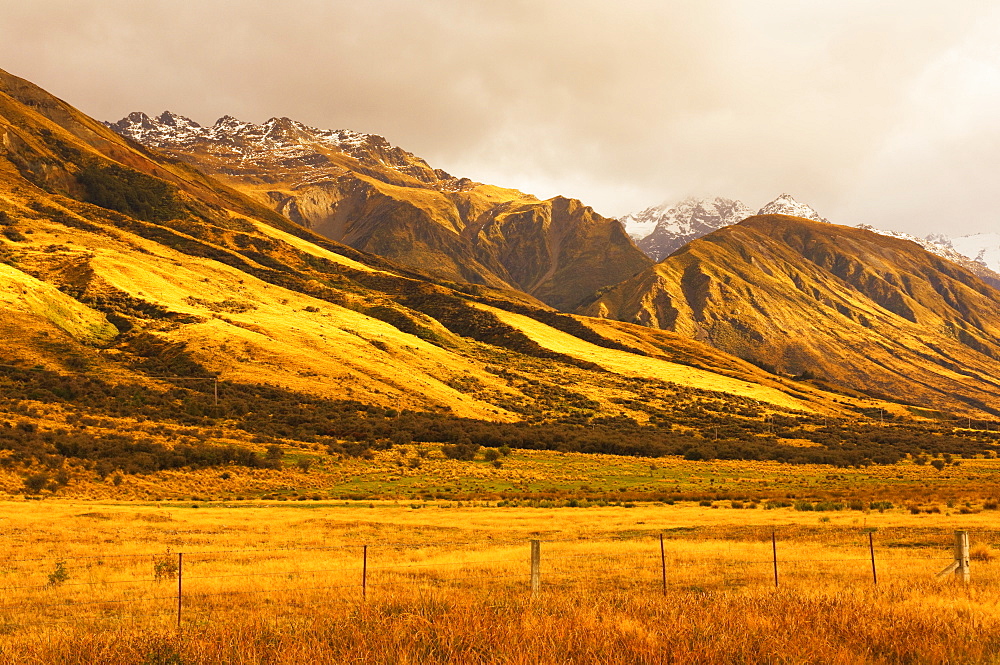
[2,67,887,425]
[108,112,651,311]
[582,214,1000,415]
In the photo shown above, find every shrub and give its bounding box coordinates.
[794,501,815,511]
[23,472,49,493]
[76,163,182,222]
[153,556,179,581]
[442,442,480,461]
[47,560,69,587]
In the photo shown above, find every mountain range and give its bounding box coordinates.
[623,194,1000,285]
[108,111,650,311]
[1,63,999,488]
[1,66,878,446]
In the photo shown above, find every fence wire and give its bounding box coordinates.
[0,531,982,635]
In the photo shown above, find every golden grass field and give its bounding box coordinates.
[5,495,1000,663]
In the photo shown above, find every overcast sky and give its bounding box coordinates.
[3,0,1000,236]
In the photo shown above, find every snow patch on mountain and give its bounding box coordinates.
[951,233,1000,274]
[855,226,1000,287]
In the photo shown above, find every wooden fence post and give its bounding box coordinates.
[937,530,971,583]
[659,534,667,596]
[956,531,970,583]
[176,552,183,629]
[530,540,540,597]
[771,530,779,588]
[869,532,877,585]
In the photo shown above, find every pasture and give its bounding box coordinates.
[4,497,1000,663]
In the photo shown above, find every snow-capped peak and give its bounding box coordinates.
[624,196,753,261]
[757,194,829,224]
[156,111,200,129]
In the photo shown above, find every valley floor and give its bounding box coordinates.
[5,499,1000,663]
[8,445,1000,508]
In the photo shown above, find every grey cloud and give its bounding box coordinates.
[2,0,999,235]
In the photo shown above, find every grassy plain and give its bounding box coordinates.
[5,499,1000,663]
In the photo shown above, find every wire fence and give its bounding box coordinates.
[0,528,986,634]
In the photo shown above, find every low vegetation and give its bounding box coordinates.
[2,357,1000,501]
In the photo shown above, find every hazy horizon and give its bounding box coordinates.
[3,0,1000,236]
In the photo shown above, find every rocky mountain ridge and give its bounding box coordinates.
[108,111,651,311]
[109,111,444,184]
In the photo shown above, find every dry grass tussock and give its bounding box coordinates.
[8,583,1000,664]
[4,502,1000,662]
